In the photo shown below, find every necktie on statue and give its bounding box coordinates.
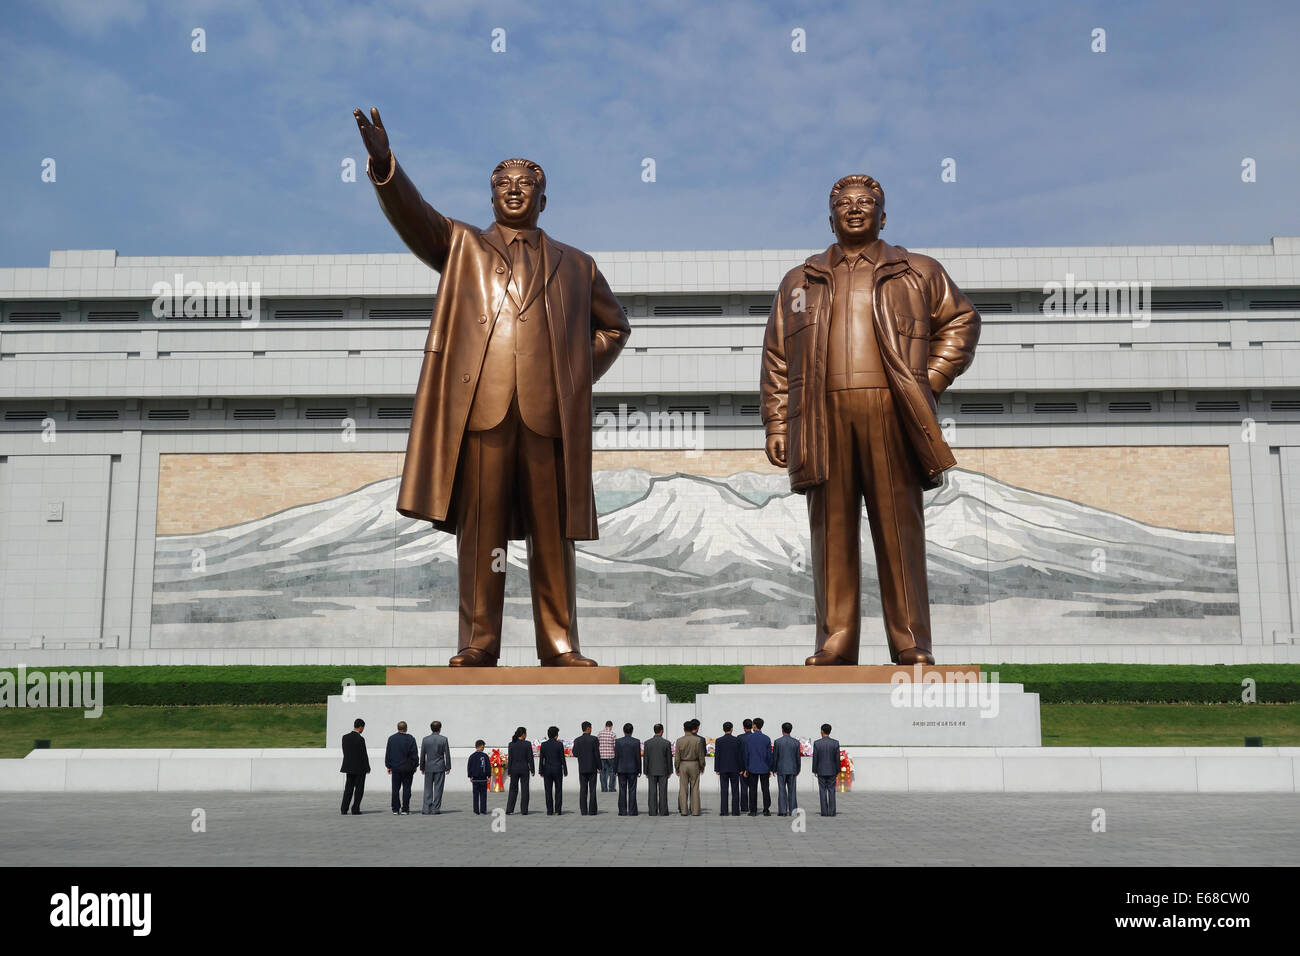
[510,235,535,308]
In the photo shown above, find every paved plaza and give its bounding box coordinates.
[1,789,1295,866]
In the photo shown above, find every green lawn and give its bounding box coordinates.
[0,704,326,757]
[2,702,1296,757]
[1040,702,1300,747]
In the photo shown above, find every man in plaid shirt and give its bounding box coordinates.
[598,720,617,793]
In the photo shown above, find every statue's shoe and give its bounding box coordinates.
[448,647,498,667]
[541,651,599,667]
[804,650,856,666]
[896,647,936,665]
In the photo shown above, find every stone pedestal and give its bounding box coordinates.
[695,682,1040,747]
[327,684,667,749]
[328,677,1040,749]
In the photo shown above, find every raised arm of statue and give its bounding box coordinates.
[353,106,453,273]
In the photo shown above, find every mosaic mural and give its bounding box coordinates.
[150,450,1240,651]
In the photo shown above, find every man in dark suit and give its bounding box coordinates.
[505,726,535,814]
[772,722,802,816]
[642,723,673,817]
[812,723,841,817]
[539,725,568,815]
[713,721,742,817]
[736,718,753,813]
[340,718,370,815]
[614,723,641,816]
[419,719,452,815]
[743,717,773,816]
[572,720,601,815]
[385,720,419,815]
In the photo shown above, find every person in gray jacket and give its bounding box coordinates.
[642,723,673,817]
[420,720,452,814]
[811,723,840,816]
[772,722,802,816]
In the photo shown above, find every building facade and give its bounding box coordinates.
[1,240,1298,666]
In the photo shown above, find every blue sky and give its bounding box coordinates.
[3,0,1298,265]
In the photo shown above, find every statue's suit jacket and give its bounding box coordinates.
[368,155,631,540]
[761,241,979,491]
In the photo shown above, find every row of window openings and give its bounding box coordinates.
[6,398,1300,424]
[6,298,1300,324]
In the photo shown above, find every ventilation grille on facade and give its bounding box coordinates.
[666,404,711,415]
[232,408,276,421]
[376,406,412,419]
[1108,401,1153,412]
[959,402,1005,414]
[74,409,120,421]
[1033,402,1079,414]
[595,404,638,415]
[3,410,49,421]
[5,311,60,323]
[1248,300,1300,310]
[1194,400,1242,412]
[1271,400,1300,411]
[652,305,724,317]
[748,304,772,315]
[972,301,1014,313]
[739,404,761,416]
[1150,300,1224,312]
[304,407,349,420]
[273,310,345,321]
[147,409,191,421]
[86,310,138,322]
[368,309,430,320]
[165,305,256,319]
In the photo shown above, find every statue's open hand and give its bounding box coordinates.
[765,434,787,468]
[353,107,391,168]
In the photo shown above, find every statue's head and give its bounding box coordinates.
[828,174,885,245]
[491,158,547,229]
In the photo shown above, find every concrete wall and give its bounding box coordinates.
[3,747,1296,794]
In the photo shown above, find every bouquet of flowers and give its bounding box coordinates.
[489,749,505,793]
[837,749,854,792]
[798,737,813,757]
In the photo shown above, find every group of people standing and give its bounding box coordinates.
[589,718,841,818]
[339,718,455,815]
[340,716,843,818]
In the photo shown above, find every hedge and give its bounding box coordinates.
[619,665,743,704]
[992,664,1300,704]
[3,663,1296,706]
[0,666,385,706]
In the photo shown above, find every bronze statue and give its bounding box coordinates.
[353,108,630,667]
[760,175,980,665]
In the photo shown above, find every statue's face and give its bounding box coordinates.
[829,184,885,245]
[491,166,546,228]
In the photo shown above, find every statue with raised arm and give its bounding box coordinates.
[761,175,980,665]
[353,107,630,667]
